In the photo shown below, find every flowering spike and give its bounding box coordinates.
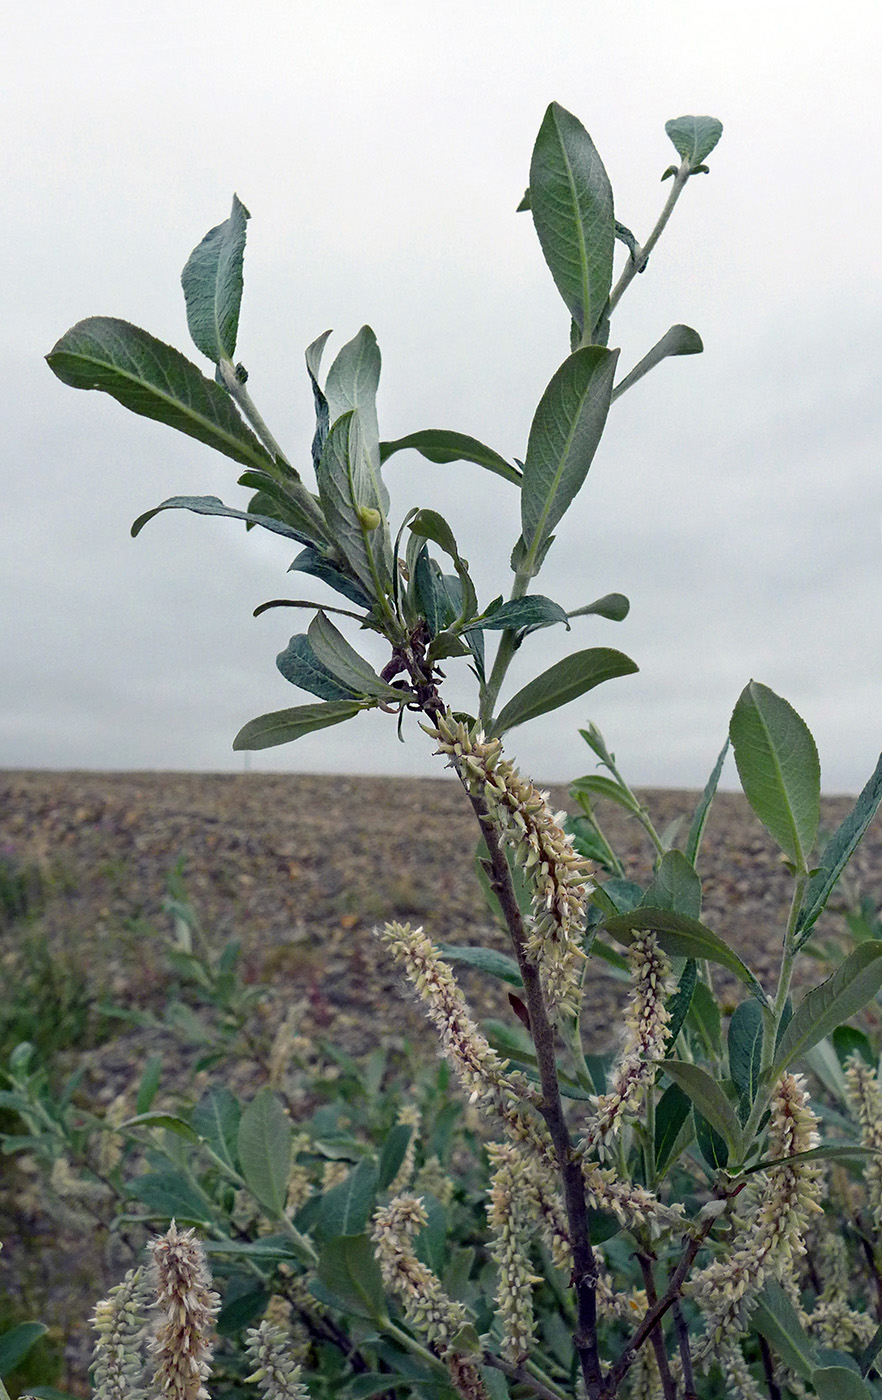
[91,1266,153,1400]
[486,1144,540,1362]
[148,1221,220,1400]
[430,712,593,1019]
[244,1321,311,1400]
[582,932,673,1155]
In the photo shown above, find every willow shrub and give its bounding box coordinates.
[30,102,882,1399]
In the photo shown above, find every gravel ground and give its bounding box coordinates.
[1,769,881,1393]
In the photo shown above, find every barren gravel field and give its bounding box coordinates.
[1,769,881,1393]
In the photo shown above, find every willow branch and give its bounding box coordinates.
[460,779,603,1398]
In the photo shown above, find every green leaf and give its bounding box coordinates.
[378,1125,414,1191]
[233,699,363,751]
[317,1234,389,1323]
[742,1143,876,1175]
[47,317,278,476]
[661,1060,743,1159]
[730,680,820,871]
[685,980,722,1054]
[181,194,250,364]
[832,1025,874,1067]
[665,116,724,169]
[518,346,619,573]
[436,943,523,987]
[0,1322,48,1378]
[380,430,522,487]
[316,410,391,598]
[729,999,764,1107]
[773,942,882,1076]
[191,1086,241,1172]
[604,907,767,1003]
[752,1279,818,1381]
[408,509,477,622]
[694,1109,729,1170]
[237,1088,293,1216]
[570,773,639,812]
[492,647,637,737]
[132,493,315,546]
[611,325,703,401]
[319,1157,379,1238]
[811,1367,875,1400]
[462,595,569,635]
[118,1112,200,1142]
[305,330,332,471]
[796,752,882,947]
[640,850,702,919]
[529,102,615,338]
[203,1235,303,1260]
[125,1171,214,1225]
[135,1053,163,1115]
[276,633,364,702]
[325,326,386,495]
[665,959,697,1049]
[654,1082,692,1174]
[287,546,372,609]
[307,612,406,701]
[567,592,630,622]
[685,738,729,866]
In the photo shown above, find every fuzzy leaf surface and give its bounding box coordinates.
[685,738,729,866]
[462,595,569,635]
[131,494,314,545]
[611,325,703,401]
[317,1234,388,1323]
[796,751,882,947]
[728,999,764,1106]
[47,318,277,474]
[181,194,250,363]
[317,410,390,596]
[276,634,363,702]
[752,1280,818,1381]
[0,1323,49,1378]
[307,612,405,700]
[492,647,637,736]
[318,1158,379,1238]
[436,943,524,987]
[519,346,618,573]
[774,942,882,1075]
[380,429,522,486]
[730,680,820,870]
[237,1089,292,1216]
[233,700,363,751]
[324,326,386,496]
[529,102,615,336]
[567,592,630,622]
[287,547,373,609]
[665,115,724,168]
[661,1060,743,1158]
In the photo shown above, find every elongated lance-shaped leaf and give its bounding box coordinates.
[318,1158,379,1239]
[796,751,882,948]
[379,429,522,486]
[307,611,409,701]
[233,699,364,751]
[277,634,364,702]
[730,681,820,871]
[131,494,316,545]
[324,326,387,505]
[773,941,882,1076]
[317,410,391,599]
[752,1281,819,1382]
[518,346,619,575]
[639,850,702,918]
[530,102,615,339]
[408,509,478,623]
[181,194,250,364]
[685,737,730,866]
[47,317,285,476]
[661,1060,744,1159]
[237,1090,292,1216]
[306,329,333,473]
[729,998,764,1107]
[288,546,372,610]
[491,647,637,737]
[665,115,724,170]
[611,325,703,402]
[605,907,767,1003]
[461,595,569,635]
[238,471,330,545]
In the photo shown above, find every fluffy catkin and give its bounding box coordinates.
[91,1266,152,1400]
[148,1222,220,1400]
[429,712,593,1019]
[686,1072,823,1364]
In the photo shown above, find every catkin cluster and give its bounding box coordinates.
[429,712,593,1018]
[687,1072,823,1364]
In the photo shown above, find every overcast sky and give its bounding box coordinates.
[4,1,881,792]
